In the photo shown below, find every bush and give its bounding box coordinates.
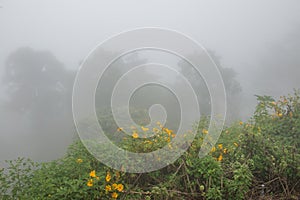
[1,91,299,199]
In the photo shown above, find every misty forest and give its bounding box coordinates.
[0,1,300,200]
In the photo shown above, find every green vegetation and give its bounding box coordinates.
[1,91,299,199]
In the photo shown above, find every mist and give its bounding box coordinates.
[1,0,300,165]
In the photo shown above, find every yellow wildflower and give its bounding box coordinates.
[278,113,283,117]
[223,148,228,154]
[90,170,96,178]
[116,184,124,192]
[234,142,238,147]
[112,183,118,190]
[225,130,229,134]
[218,154,223,161]
[105,185,112,192]
[132,132,139,139]
[106,172,111,182]
[117,127,123,132]
[141,126,149,132]
[218,144,223,149]
[211,146,216,152]
[87,179,93,187]
[76,158,83,163]
[163,128,171,135]
[239,121,243,125]
[111,192,118,199]
[271,101,277,106]
[202,129,208,134]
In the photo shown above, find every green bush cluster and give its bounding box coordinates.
[0,91,299,199]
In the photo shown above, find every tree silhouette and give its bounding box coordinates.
[178,50,242,122]
[2,47,75,160]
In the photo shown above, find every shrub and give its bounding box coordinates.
[1,91,299,199]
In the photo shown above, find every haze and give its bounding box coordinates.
[1,0,300,164]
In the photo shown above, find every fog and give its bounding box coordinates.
[1,0,300,164]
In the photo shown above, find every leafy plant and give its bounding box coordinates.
[1,91,299,199]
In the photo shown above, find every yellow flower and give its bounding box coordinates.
[218,144,223,149]
[278,113,283,117]
[164,128,173,136]
[116,184,124,192]
[112,183,118,190]
[211,146,216,153]
[90,170,96,178]
[239,121,243,125]
[87,179,93,187]
[223,148,228,154]
[271,101,277,106]
[105,185,112,192]
[217,154,223,161]
[111,192,118,199]
[156,121,161,126]
[132,132,139,139]
[141,126,149,132]
[76,158,83,163]
[202,129,208,134]
[106,172,111,182]
[234,142,239,147]
[117,127,123,132]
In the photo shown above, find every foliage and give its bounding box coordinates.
[1,91,299,199]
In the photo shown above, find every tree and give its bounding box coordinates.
[2,47,75,160]
[178,50,242,123]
